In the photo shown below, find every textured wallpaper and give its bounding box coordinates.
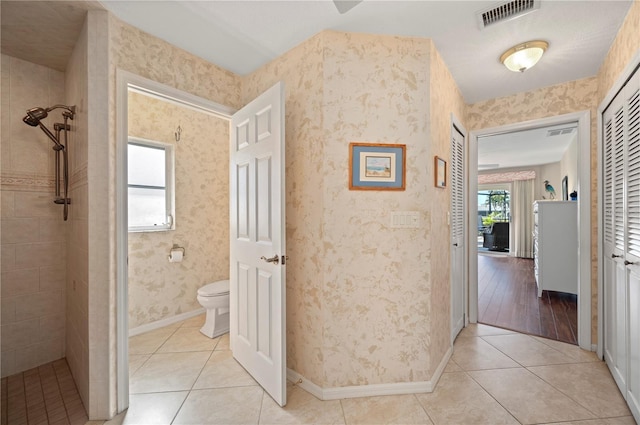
[428,43,467,375]
[597,0,640,103]
[127,92,229,329]
[242,33,326,385]
[321,31,433,386]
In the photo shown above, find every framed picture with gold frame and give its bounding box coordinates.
[349,143,406,191]
[435,156,446,188]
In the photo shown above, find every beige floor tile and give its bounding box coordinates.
[552,417,637,425]
[110,391,189,425]
[458,323,515,338]
[157,327,219,353]
[215,333,230,350]
[180,314,206,328]
[443,359,462,373]
[482,334,576,366]
[130,351,210,394]
[172,386,263,424]
[416,372,518,425]
[532,336,600,362]
[469,368,595,424]
[129,354,150,377]
[193,350,257,389]
[528,362,631,418]
[452,335,520,371]
[260,383,345,424]
[341,394,433,425]
[129,327,177,355]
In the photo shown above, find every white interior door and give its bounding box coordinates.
[602,63,640,423]
[603,94,627,392]
[450,125,466,341]
[230,82,286,406]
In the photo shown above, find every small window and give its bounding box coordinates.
[128,138,175,232]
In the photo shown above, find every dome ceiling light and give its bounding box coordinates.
[500,40,549,72]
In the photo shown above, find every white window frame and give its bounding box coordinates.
[127,137,175,232]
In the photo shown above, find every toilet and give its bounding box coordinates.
[197,280,230,338]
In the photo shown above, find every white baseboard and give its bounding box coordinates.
[129,308,206,337]
[286,346,453,400]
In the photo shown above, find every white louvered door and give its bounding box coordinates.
[230,82,286,407]
[603,65,640,423]
[450,126,465,341]
[624,69,640,421]
[604,94,627,393]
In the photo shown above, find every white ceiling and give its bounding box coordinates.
[0,0,632,169]
[478,123,577,171]
[96,0,633,103]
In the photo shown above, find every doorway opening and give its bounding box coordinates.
[478,185,511,255]
[468,111,591,350]
[115,70,235,413]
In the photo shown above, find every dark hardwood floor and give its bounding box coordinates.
[478,254,578,345]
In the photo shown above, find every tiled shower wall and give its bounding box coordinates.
[1,55,67,377]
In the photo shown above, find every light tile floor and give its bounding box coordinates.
[90,317,637,425]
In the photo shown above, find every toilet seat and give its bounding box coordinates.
[198,280,230,297]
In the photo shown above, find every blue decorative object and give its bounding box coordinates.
[544,180,556,199]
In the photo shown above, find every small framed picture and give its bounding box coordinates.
[349,143,406,191]
[435,156,446,188]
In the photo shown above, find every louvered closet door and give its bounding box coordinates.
[603,65,640,424]
[624,69,640,421]
[604,92,628,394]
[450,126,465,341]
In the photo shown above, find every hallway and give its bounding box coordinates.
[87,317,632,424]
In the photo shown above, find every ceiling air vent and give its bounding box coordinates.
[547,128,575,137]
[476,0,540,29]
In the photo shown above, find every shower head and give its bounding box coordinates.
[22,104,76,148]
[22,104,75,127]
[22,107,49,126]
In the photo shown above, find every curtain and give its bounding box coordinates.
[512,179,535,258]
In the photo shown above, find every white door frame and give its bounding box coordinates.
[468,110,592,351]
[115,69,235,412]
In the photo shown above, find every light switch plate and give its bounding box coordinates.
[390,211,420,229]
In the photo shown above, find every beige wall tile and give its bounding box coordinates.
[14,289,65,321]
[1,191,15,217]
[1,318,39,349]
[1,217,39,244]
[14,192,59,217]
[14,241,65,268]
[1,297,16,324]
[39,265,65,291]
[1,349,15,377]
[38,218,67,242]
[1,267,39,297]
[1,244,16,271]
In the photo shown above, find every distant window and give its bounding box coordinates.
[128,138,174,232]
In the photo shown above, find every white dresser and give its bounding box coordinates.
[533,200,578,297]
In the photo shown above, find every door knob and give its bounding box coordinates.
[612,254,623,258]
[625,260,636,266]
[260,255,280,265]
[453,243,458,247]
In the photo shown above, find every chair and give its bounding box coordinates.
[482,222,509,251]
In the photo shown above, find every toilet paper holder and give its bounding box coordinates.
[168,245,185,262]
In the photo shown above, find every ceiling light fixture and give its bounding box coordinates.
[500,40,548,72]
